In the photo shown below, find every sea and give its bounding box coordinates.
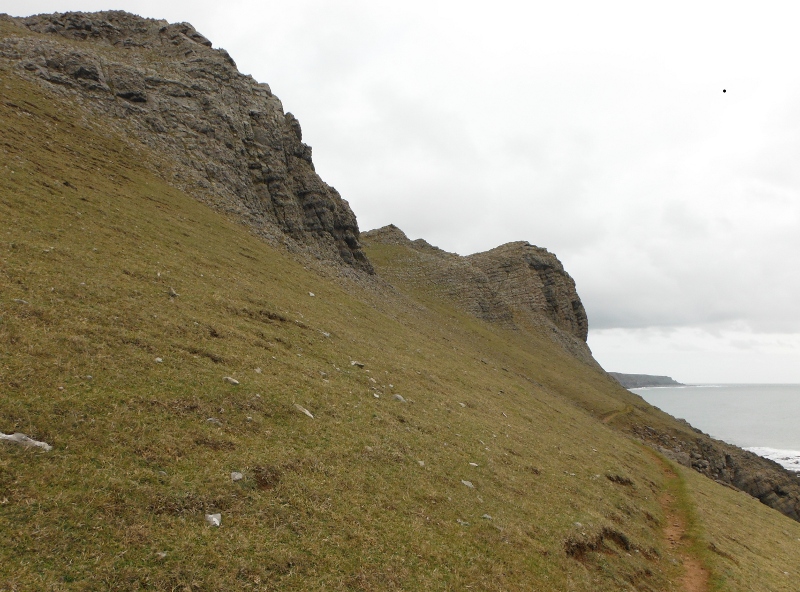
[632,384,800,472]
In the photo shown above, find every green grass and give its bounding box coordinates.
[2,51,800,591]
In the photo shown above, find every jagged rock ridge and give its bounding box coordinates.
[0,11,372,271]
[363,224,592,363]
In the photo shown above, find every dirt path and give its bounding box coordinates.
[601,404,633,424]
[648,451,710,592]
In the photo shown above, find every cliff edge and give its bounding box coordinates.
[363,224,593,364]
[0,11,372,271]
[609,373,684,389]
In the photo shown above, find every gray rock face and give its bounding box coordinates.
[0,11,372,272]
[636,424,800,523]
[468,242,588,342]
[363,225,593,363]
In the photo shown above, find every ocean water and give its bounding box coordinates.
[632,384,800,472]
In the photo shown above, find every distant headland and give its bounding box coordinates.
[609,372,684,389]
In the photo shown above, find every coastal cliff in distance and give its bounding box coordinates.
[609,372,684,389]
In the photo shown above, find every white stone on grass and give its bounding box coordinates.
[223,376,239,385]
[231,472,243,482]
[461,480,475,488]
[205,513,221,527]
[294,404,314,418]
[0,432,52,451]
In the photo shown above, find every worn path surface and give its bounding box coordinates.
[650,451,710,592]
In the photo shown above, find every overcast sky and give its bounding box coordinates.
[5,1,800,383]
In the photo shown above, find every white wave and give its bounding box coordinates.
[746,447,800,472]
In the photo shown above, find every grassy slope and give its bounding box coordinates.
[1,61,799,591]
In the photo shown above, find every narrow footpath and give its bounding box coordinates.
[649,451,710,592]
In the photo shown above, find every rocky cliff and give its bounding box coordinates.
[363,225,593,364]
[633,423,800,522]
[0,11,372,271]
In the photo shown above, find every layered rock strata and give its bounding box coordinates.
[363,225,592,363]
[0,11,372,271]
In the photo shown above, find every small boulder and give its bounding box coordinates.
[461,480,475,489]
[294,403,314,418]
[231,472,243,482]
[205,513,221,527]
[350,360,365,368]
[223,376,239,385]
[0,432,52,451]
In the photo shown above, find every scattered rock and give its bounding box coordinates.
[459,402,466,408]
[0,432,53,451]
[206,417,222,426]
[456,518,470,526]
[418,460,425,467]
[294,403,314,418]
[155,551,167,559]
[168,287,179,297]
[482,514,493,520]
[12,299,28,304]
[308,292,315,297]
[373,394,380,398]
[205,513,221,527]
[255,367,262,374]
[461,480,475,489]
[231,471,243,482]
[155,357,163,363]
[393,394,407,403]
[350,360,365,368]
[469,462,479,467]
[223,376,239,385]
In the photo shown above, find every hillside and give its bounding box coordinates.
[3,11,800,591]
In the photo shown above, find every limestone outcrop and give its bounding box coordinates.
[634,424,800,522]
[0,11,372,271]
[363,225,593,363]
